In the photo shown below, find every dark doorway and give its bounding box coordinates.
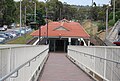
[56,40,64,52]
[49,38,68,52]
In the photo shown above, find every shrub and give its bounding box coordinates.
[97,22,106,31]
[108,20,115,26]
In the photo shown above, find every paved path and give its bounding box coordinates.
[39,53,94,81]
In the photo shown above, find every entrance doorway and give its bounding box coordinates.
[56,40,64,52]
[49,39,68,52]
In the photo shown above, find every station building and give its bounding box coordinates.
[31,19,90,52]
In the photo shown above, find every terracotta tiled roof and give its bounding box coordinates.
[31,20,90,39]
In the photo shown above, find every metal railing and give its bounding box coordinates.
[0,45,49,81]
[107,20,120,42]
[67,46,120,81]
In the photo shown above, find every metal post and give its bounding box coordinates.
[106,7,108,39]
[25,6,26,43]
[45,0,48,44]
[111,49,113,81]
[20,0,22,35]
[92,0,93,6]
[60,8,61,20]
[25,6,26,26]
[46,18,48,44]
[113,0,115,21]
[33,2,36,22]
[104,48,107,78]
[54,40,56,52]
[39,26,41,45]
[91,0,94,35]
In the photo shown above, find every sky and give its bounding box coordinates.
[14,0,111,6]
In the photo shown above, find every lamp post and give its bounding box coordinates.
[24,6,26,43]
[105,3,111,40]
[92,0,93,6]
[33,1,36,22]
[25,6,26,26]
[106,6,109,39]
[29,0,36,22]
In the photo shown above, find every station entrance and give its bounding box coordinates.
[49,38,68,52]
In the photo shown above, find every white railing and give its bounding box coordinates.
[107,20,120,42]
[68,46,120,81]
[0,45,49,81]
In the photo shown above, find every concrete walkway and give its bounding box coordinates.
[39,53,94,81]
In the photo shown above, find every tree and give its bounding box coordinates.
[110,0,120,22]
[36,10,46,26]
[0,0,16,25]
[47,0,63,21]
[90,2,100,21]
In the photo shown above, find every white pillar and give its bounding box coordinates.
[88,40,90,46]
[78,38,81,45]
[68,38,71,45]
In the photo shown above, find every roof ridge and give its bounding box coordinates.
[61,22,64,26]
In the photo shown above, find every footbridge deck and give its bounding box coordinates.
[38,53,94,81]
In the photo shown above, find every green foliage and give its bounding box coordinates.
[91,6,98,20]
[36,11,46,26]
[0,0,16,25]
[91,4,107,21]
[109,11,120,22]
[47,0,63,20]
[2,0,118,26]
[108,20,115,26]
[98,10,105,21]
[97,22,106,31]
[109,0,120,22]
[115,11,120,21]
[111,0,120,11]
[28,10,46,30]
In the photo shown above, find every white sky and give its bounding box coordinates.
[14,0,111,6]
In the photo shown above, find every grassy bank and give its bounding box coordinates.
[7,32,33,44]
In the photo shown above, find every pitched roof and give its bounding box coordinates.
[31,20,90,39]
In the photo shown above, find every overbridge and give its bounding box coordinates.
[0,45,120,81]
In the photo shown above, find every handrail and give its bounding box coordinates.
[68,49,120,65]
[107,20,120,41]
[107,20,119,38]
[0,48,49,81]
[107,63,120,80]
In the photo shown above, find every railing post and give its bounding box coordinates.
[93,47,95,73]
[104,48,107,79]
[111,48,113,81]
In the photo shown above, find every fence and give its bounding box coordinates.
[68,46,120,81]
[0,45,49,81]
[107,20,120,42]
